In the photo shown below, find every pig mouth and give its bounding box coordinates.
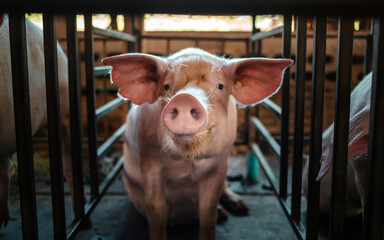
[161,127,215,160]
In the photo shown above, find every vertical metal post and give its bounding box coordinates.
[66,14,85,222]
[42,13,67,240]
[363,16,384,240]
[364,17,374,76]
[84,13,99,200]
[329,16,354,240]
[305,15,327,240]
[130,14,137,52]
[280,14,292,200]
[8,12,39,240]
[251,15,256,57]
[291,15,307,223]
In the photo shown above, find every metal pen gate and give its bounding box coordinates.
[2,1,384,239]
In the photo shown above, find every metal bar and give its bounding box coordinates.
[66,13,85,222]
[96,98,126,120]
[291,15,307,223]
[364,35,373,75]
[305,15,327,240]
[251,117,281,156]
[8,12,39,240]
[261,99,281,119]
[252,144,305,240]
[67,156,124,240]
[363,16,384,240]
[1,1,384,15]
[42,13,67,240]
[251,25,283,42]
[251,15,257,57]
[84,13,99,200]
[328,16,354,240]
[97,124,126,159]
[94,66,112,78]
[142,35,249,41]
[280,14,292,201]
[93,27,136,42]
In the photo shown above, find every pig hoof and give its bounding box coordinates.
[219,188,249,216]
[217,204,228,223]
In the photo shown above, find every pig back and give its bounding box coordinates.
[0,16,47,158]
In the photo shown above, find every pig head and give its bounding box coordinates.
[302,72,372,217]
[0,15,82,229]
[103,48,292,240]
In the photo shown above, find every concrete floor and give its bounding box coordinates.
[0,155,363,240]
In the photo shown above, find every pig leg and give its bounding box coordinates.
[198,173,226,240]
[0,157,10,229]
[219,181,249,216]
[142,165,167,240]
[60,118,92,228]
[216,204,227,223]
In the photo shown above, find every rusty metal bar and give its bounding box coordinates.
[84,13,99,200]
[305,15,327,240]
[66,13,85,223]
[8,12,39,240]
[291,15,307,223]
[362,16,384,240]
[329,16,354,240]
[279,14,292,201]
[42,13,67,240]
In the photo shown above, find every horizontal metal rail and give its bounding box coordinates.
[97,124,126,159]
[96,98,126,120]
[261,99,281,119]
[67,156,124,240]
[93,27,136,42]
[252,144,305,240]
[251,26,283,41]
[251,25,372,42]
[251,117,281,156]
[141,34,249,41]
[94,66,112,78]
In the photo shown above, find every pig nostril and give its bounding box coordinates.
[171,108,178,119]
[190,109,199,119]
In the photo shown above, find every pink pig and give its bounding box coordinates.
[0,15,80,229]
[303,73,372,217]
[102,48,292,240]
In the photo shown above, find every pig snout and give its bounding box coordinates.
[162,93,207,135]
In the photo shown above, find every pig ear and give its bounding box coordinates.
[102,53,167,105]
[316,106,370,181]
[224,58,293,105]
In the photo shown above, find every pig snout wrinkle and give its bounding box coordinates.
[162,93,207,135]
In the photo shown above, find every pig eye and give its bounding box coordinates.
[217,84,224,90]
[164,85,170,91]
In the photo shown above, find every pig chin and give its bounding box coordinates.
[159,127,217,161]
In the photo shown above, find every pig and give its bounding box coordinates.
[0,15,78,229]
[302,72,372,217]
[102,48,292,240]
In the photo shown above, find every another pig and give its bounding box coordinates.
[102,48,292,240]
[302,72,372,217]
[0,15,75,228]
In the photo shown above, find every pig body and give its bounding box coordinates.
[302,72,372,217]
[103,48,292,240]
[0,15,75,229]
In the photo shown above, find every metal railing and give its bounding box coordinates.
[3,3,384,240]
[249,15,384,240]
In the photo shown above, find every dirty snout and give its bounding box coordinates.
[162,89,208,135]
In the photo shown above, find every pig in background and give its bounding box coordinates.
[302,72,372,217]
[0,15,80,229]
[102,48,292,240]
